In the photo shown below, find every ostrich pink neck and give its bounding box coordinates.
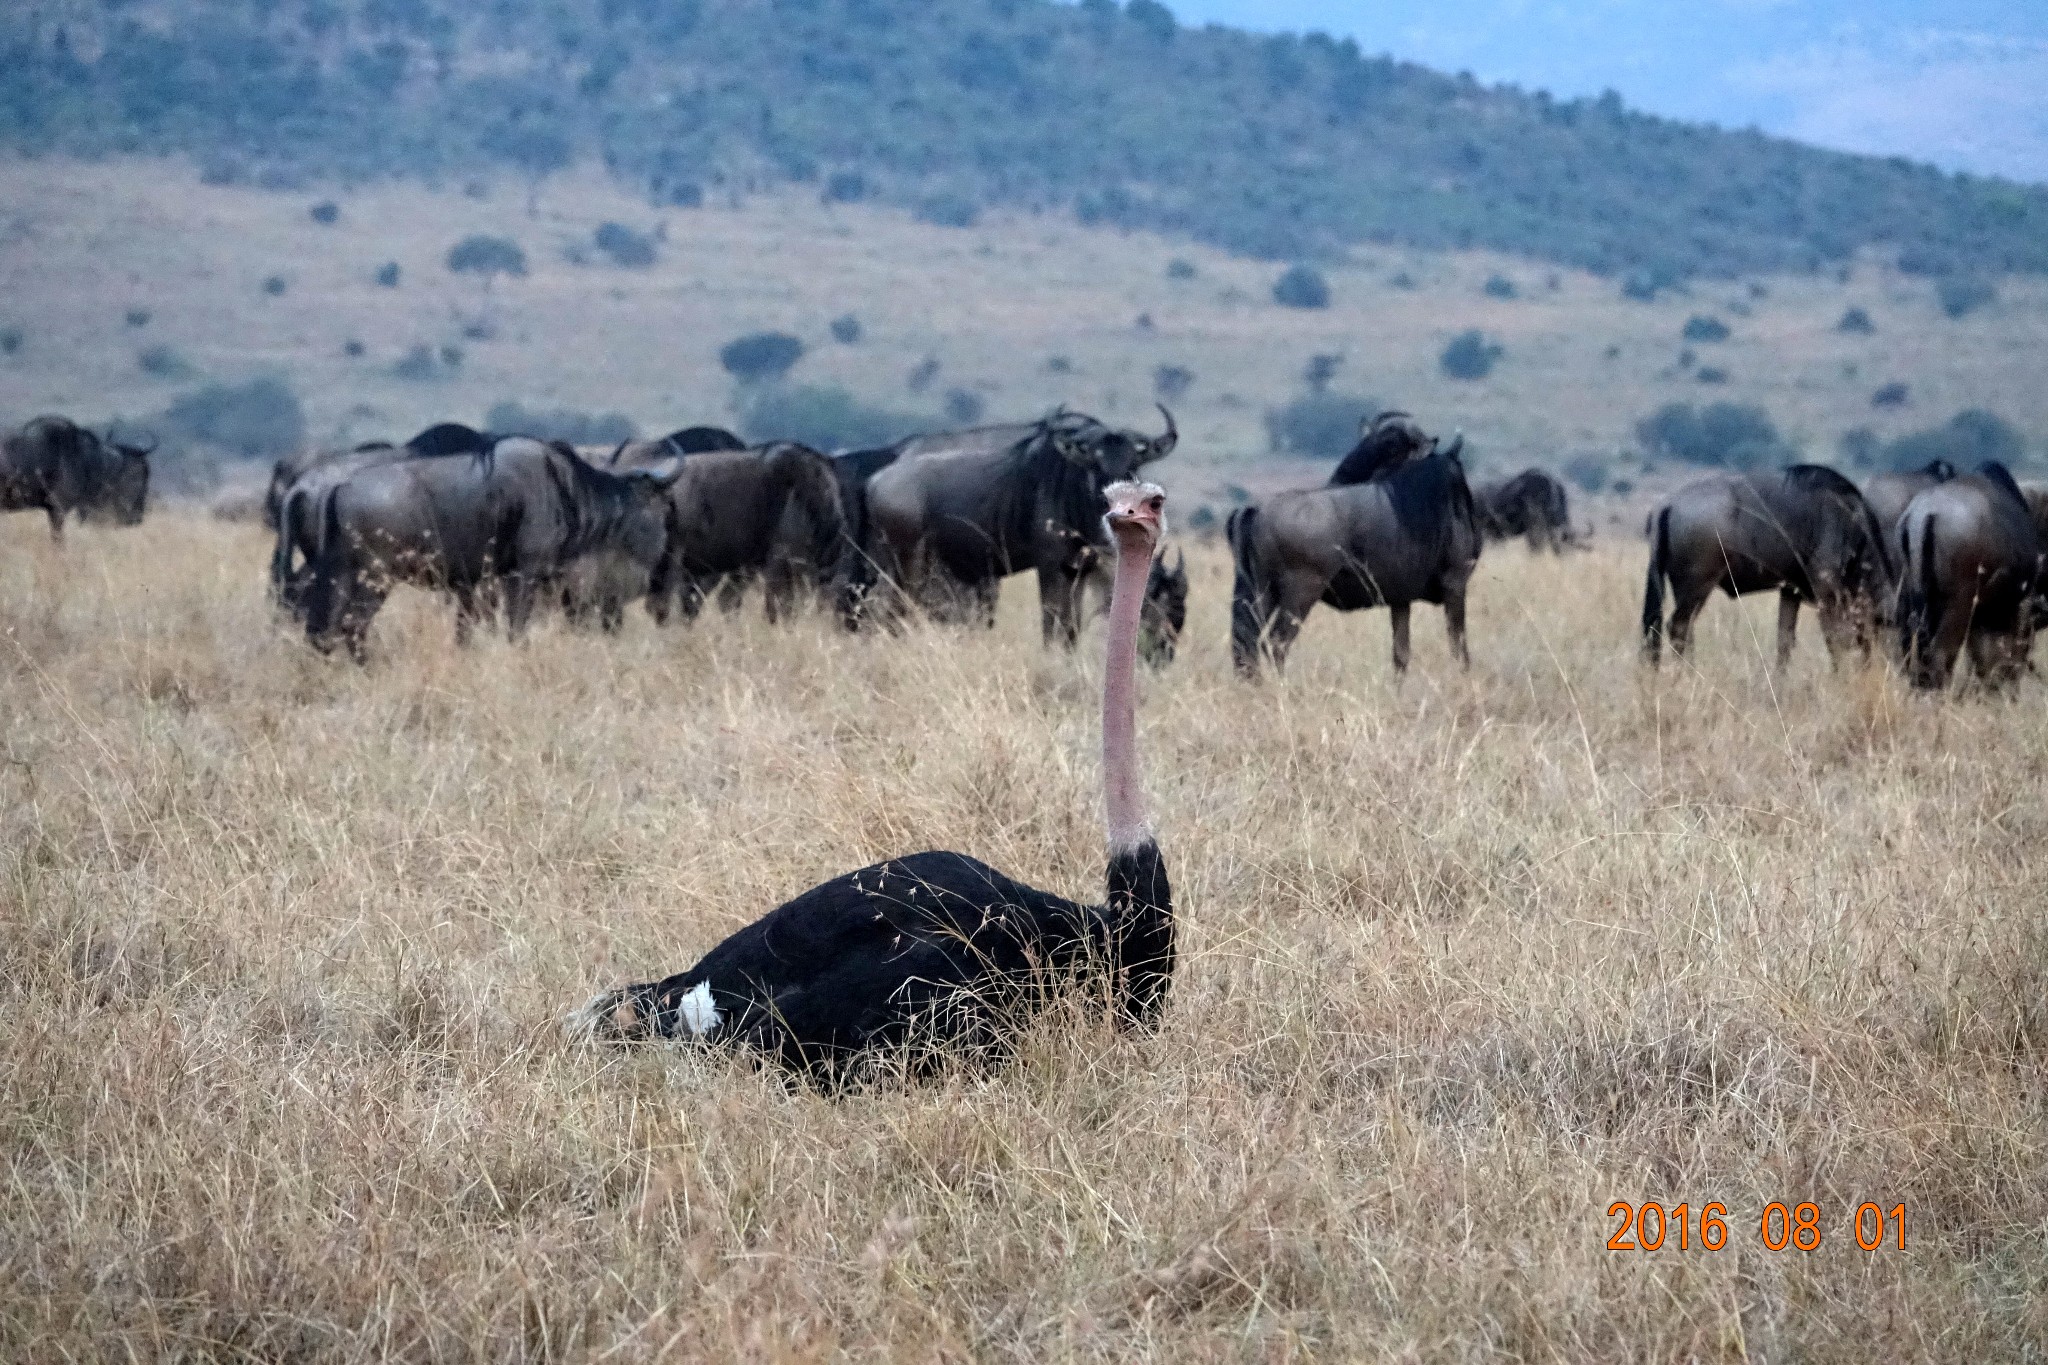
[1102,526,1152,853]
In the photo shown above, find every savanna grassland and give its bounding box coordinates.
[3,510,2044,1362]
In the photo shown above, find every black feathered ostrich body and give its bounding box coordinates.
[570,481,1174,1079]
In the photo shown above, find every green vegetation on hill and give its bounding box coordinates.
[4,0,2044,281]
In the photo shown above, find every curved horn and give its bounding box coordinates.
[1438,431,1466,460]
[1150,404,1178,460]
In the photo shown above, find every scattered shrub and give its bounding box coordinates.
[125,308,151,328]
[344,340,365,358]
[1681,315,1730,343]
[1837,307,1876,335]
[1482,273,1517,299]
[1871,382,1909,408]
[1881,410,2026,473]
[309,201,339,225]
[1677,348,1696,370]
[1563,454,1609,493]
[1696,367,1728,385]
[1045,356,1074,375]
[138,345,195,379]
[1166,258,1197,280]
[1154,365,1194,401]
[1303,353,1342,393]
[1937,276,1995,320]
[1388,270,1417,290]
[593,221,656,267]
[1440,330,1503,380]
[1635,401,1793,470]
[719,331,805,385]
[262,275,288,297]
[485,401,637,446]
[159,377,305,458]
[907,356,941,393]
[393,344,456,381]
[446,234,527,280]
[654,177,703,208]
[1840,427,1881,469]
[0,328,20,355]
[1134,312,1154,332]
[915,194,979,229]
[943,389,986,425]
[460,318,497,341]
[375,261,402,288]
[1272,264,1330,310]
[1265,392,1380,458]
[822,171,868,204]
[741,385,924,451]
[830,314,863,345]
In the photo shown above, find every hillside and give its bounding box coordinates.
[2,158,2044,518]
[4,0,2045,284]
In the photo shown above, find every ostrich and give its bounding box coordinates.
[568,481,1175,1082]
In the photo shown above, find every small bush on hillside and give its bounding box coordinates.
[593,222,657,267]
[160,377,305,458]
[343,340,365,358]
[262,275,288,297]
[1440,330,1503,380]
[485,401,637,446]
[1837,307,1875,335]
[375,262,401,288]
[822,171,868,204]
[1696,367,1728,385]
[1636,401,1793,470]
[916,194,979,229]
[138,345,195,379]
[1388,270,1417,290]
[1563,454,1609,493]
[944,389,985,425]
[1265,392,1380,458]
[1882,410,2026,472]
[1872,382,1909,408]
[1483,273,1517,299]
[1272,264,1330,309]
[1046,356,1073,375]
[446,235,527,280]
[309,201,339,225]
[830,314,863,345]
[126,308,151,328]
[720,332,805,384]
[1166,258,1197,280]
[742,385,924,451]
[1155,365,1194,401]
[1937,276,1995,320]
[393,344,457,382]
[907,356,941,393]
[1682,315,1730,343]
[0,328,20,355]
[1303,353,1342,393]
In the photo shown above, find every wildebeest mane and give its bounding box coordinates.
[406,422,496,457]
[1782,464,1864,500]
[1381,449,1476,553]
[1327,414,1425,486]
[661,426,747,455]
[986,418,1112,571]
[1785,464,1894,584]
[1978,461,2026,506]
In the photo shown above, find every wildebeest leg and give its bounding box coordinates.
[1389,603,1412,674]
[1443,579,1471,670]
[1262,570,1324,672]
[502,575,539,642]
[974,578,999,630]
[1667,584,1712,659]
[45,507,63,545]
[1919,596,1973,690]
[1038,565,1082,647]
[1776,589,1800,670]
[716,573,747,615]
[452,584,486,646]
[1966,627,2028,688]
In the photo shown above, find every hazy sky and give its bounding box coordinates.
[1164,1,2048,184]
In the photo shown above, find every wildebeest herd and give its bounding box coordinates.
[7,401,2048,1086]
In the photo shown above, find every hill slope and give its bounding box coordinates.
[4,0,2045,281]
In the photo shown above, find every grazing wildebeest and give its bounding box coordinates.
[1863,460,1955,536]
[1138,549,1188,666]
[862,407,1178,644]
[1474,468,1579,553]
[302,437,681,660]
[1,416,151,541]
[557,426,754,631]
[1896,463,2046,689]
[605,440,843,626]
[1640,466,1894,669]
[824,444,908,626]
[269,423,499,607]
[1229,433,1481,676]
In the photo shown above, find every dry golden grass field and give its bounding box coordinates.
[3,508,2045,1362]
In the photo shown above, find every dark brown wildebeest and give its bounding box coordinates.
[301,437,681,660]
[557,426,751,631]
[603,439,843,627]
[1325,411,1434,486]
[1897,463,2046,689]
[269,423,499,608]
[1474,468,1579,553]
[1138,549,1188,666]
[1862,460,1955,536]
[1,416,152,541]
[1641,465,1894,669]
[1230,432,1481,676]
[861,407,1177,644]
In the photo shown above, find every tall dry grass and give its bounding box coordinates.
[2,512,2044,1362]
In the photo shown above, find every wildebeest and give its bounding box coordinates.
[1896,463,2045,689]
[861,407,1177,644]
[1229,432,1481,676]
[1474,468,1579,553]
[602,439,843,627]
[1326,411,1434,486]
[1,416,152,541]
[269,424,501,608]
[1640,466,1894,668]
[1862,460,1955,536]
[1138,549,1187,666]
[301,437,681,660]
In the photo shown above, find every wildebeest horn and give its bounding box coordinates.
[1438,431,1465,460]
[1172,547,1185,575]
[1150,404,1178,460]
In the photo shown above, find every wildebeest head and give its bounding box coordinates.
[1140,547,1188,667]
[1328,411,1435,485]
[591,451,684,569]
[100,432,153,525]
[1046,405,1178,480]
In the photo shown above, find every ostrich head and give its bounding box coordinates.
[1103,480,1167,557]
